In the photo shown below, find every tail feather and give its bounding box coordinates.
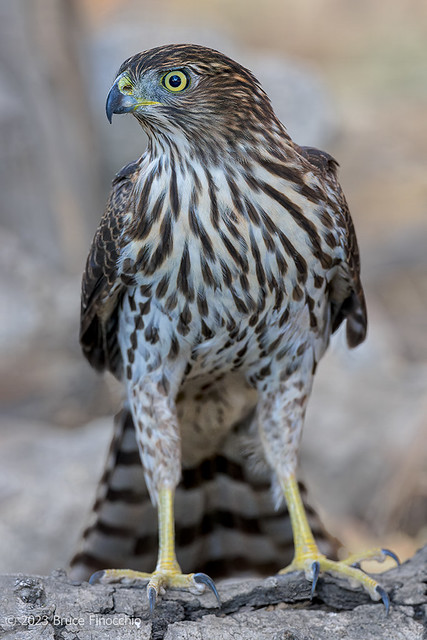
[70,409,337,581]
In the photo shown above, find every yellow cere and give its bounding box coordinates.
[118,74,160,107]
[118,75,133,95]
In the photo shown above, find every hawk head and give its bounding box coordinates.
[105,44,278,144]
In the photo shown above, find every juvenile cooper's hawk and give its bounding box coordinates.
[72,44,396,610]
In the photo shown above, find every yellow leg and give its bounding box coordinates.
[155,486,181,574]
[278,474,396,612]
[90,487,220,610]
[281,472,319,563]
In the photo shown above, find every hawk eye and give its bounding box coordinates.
[162,70,189,93]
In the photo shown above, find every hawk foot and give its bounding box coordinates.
[340,547,400,569]
[279,474,398,613]
[90,568,220,612]
[279,547,399,614]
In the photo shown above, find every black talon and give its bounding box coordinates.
[194,573,221,607]
[89,570,105,585]
[382,548,400,566]
[310,561,320,598]
[148,586,157,614]
[351,562,368,575]
[375,585,390,615]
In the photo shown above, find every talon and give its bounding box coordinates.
[382,548,400,566]
[194,573,221,607]
[375,585,390,615]
[148,586,157,614]
[350,561,368,574]
[89,570,105,585]
[311,561,320,598]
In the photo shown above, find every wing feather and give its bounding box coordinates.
[80,161,140,375]
[300,146,367,347]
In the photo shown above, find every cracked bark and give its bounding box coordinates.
[1,546,426,639]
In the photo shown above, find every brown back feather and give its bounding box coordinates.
[300,145,367,348]
[80,161,140,375]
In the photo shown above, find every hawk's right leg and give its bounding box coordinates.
[88,379,220,610]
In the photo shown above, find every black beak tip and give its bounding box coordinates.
[105,88,114,124]
[105,82,120,124]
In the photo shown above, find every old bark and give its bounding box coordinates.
[1,546,426,639]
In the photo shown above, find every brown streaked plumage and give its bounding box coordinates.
[71,408,334,580]
[72,44,394,610]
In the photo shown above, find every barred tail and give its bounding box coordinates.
[70,408,336,580]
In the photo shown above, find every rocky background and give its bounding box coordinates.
[0,0,426,578]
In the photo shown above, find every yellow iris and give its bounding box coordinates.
[162,70,189,93]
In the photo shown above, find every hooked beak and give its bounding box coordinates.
[105,79,160,123]
[106,80,136,123]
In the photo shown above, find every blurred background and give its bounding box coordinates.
[0,0,426,575]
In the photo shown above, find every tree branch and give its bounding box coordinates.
[1,546,426,639]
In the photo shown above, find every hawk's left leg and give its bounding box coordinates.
[90,380,220,610]
[256,369,397,612]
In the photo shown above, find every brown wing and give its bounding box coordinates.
[80,160,140,376]
[300,146,367,348]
